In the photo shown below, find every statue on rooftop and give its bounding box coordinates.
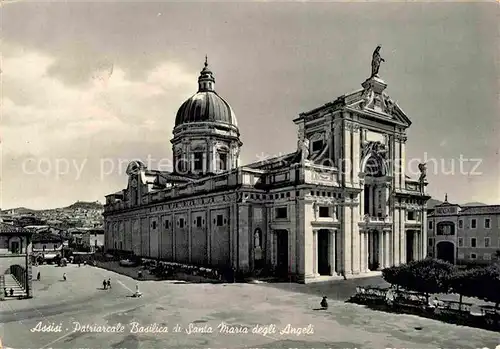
[371,46,385,78]
[418,163,427,193]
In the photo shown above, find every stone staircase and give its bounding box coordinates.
[2,274,27,298]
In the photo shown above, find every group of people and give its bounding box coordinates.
[102,278,112,290]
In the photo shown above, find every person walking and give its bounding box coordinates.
[102,279,107,290]
[63,273,67,281]
[107,278,111,289]
[37,271,40,281]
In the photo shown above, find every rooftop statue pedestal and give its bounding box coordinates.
[362,75,387,94]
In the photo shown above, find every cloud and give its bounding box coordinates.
[1,44,199,208]
[2,45,198,157]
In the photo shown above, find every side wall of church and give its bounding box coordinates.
[104,195,234,270]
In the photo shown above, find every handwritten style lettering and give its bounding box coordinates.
[185,323,213,334]
[217,322,248,334]
[129,322,168,333]
[30,321,63,333]
[279,324,314,336]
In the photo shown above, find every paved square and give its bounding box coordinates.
[0,265,498,349]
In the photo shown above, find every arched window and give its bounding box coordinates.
[436,222,455,236]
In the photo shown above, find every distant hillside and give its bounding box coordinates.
[2,201,103,213]
[66,201,103,210]
[427,199,443,209]
[426,199,487,209]
[462,202,487,207]
[1,207,38,214]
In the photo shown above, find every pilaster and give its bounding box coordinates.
[351,199,361,274]
[237,204,250,272]
[384,229,390,267]
[352,125,361,186]
[206,208,211,263]
[303,202,315,279]
[421,207,428,259]
[188,209,192,263]
[289,201,297,274]
[329,230,336,275]
[343,117,352,186]
[342,204,353,274]
[230,203,238,269]
[360,230,366,272]
[400,138,406,190]
[312,229,319,276]
[394,138,401,190]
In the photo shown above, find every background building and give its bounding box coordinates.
[428,196,500,265]
[104,52,430,282]
[0,223,33,299]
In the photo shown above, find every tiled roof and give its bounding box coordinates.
[32,232,62,243]
[459,205,500,215]
[0,222,31,234]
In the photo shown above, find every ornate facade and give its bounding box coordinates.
[104,50,430,282]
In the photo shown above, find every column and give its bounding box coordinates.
[313,229,318,276]
[384,184,390,217]
[369,186,374,216]
[421,208,428,259]
[360,230,366,273]
[384,229,390,267]
[379,231,385,268]
[368,232,373,267]
[364,232,369,272]
[329,230,336,275]
[377,231,383,269]
[374,186,379,217]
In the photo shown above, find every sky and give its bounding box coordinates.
[1,1,498,210]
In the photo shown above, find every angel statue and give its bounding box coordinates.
[371,46,385,78]
[418,163,427,193]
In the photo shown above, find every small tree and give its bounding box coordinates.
[404,258,456,302]
[445,269,471,310]
[382,264,412,290]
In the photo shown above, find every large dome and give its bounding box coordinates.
[175,91,237,127]
[174,59,237,128]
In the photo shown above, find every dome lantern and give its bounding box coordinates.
[198,55,215,92]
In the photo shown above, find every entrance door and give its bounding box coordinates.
[368,230,380,270]
[317,230,330,275]
[10,241,20,254]
[436,241,455,264]
[276,230,288,276]
[406,231,415,263]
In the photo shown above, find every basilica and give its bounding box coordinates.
[104,49,430,282]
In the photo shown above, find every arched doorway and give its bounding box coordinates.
[436,241,455,264]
